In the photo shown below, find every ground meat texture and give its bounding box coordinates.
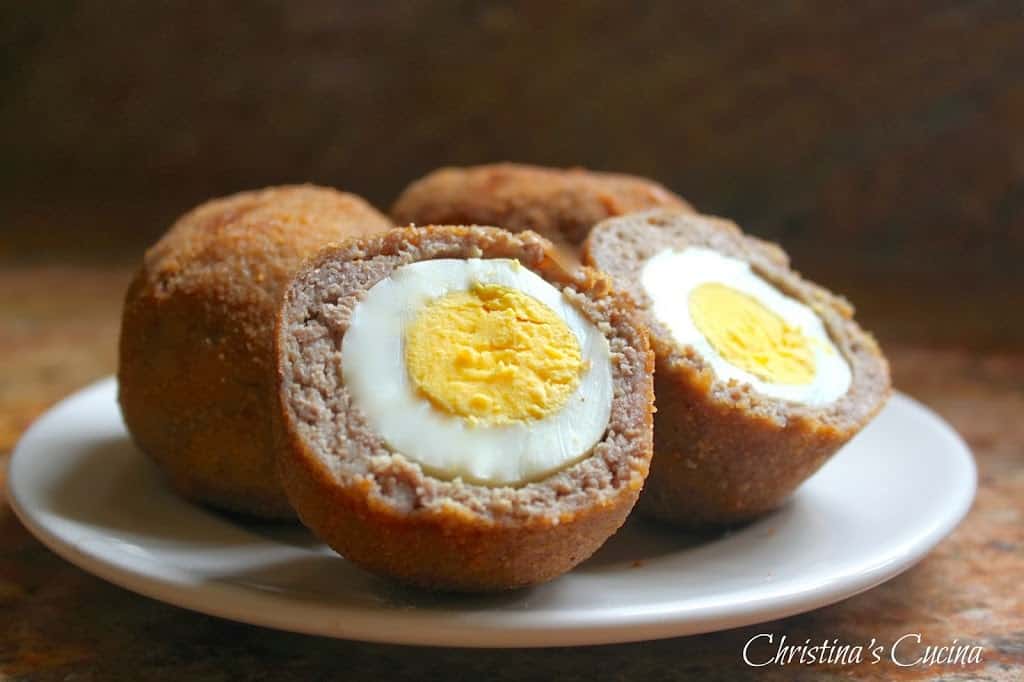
[274,225,654,591]
[118,185,392,519]
[582,210,891,525]
[390,163,693,247]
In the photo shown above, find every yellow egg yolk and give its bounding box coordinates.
[405,283,584,425]
[688,282,816,385]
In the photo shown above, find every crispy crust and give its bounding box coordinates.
[390,163,692,245]
[582,210,891,525]
[274,226,655,590]
[118,185,392,518]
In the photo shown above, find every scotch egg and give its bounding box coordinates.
[583,210,891,526]
[274,226,654,590]
[117,185,393,519]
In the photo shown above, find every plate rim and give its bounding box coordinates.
[7,377,977,647]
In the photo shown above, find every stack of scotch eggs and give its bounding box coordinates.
[118,165,890,591]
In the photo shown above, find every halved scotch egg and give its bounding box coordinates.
[274,226,654,590]
[583,210,891,525]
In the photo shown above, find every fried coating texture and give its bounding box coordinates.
[118,185,392,518]
[391,163,692,248]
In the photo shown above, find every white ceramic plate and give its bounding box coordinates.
[9,378,975,647]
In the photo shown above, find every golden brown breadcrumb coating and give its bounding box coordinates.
[118,185,392,518]
[391,163,692,246]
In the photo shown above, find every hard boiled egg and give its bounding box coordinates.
[342,258,613,487]
[641,247,851,406]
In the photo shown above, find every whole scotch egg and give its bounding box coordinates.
[274,226,654,591]
[118,185,392,518]
[389,163,696,271]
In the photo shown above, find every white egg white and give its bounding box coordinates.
[342,258,613,487]
[641,247,852,406]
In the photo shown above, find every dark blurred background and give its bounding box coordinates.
[3,1,1022,345]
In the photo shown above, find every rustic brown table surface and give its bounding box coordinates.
[1,263,1021,681]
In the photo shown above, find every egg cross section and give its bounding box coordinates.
[340,257,614,486]
[688,282,816,386]
[405,283,585,425]
[640,247,851,406]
